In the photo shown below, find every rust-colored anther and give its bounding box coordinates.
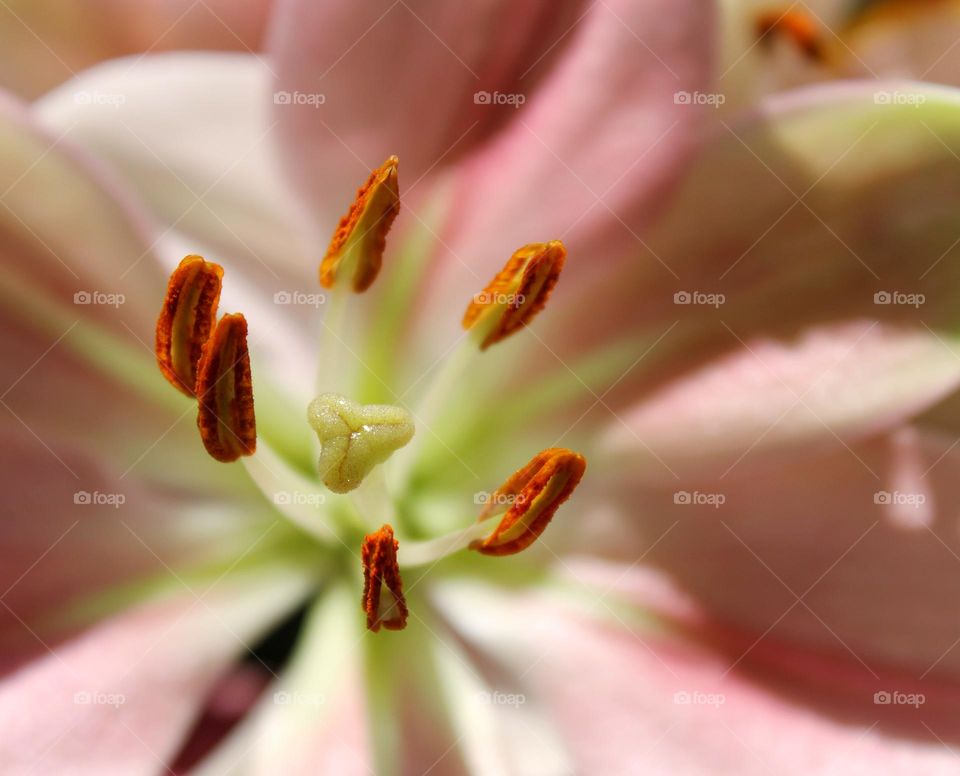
[321,155,400,293]
[361,524,409,632]
[195,313,257,463]
[462,240,566,350]
[156,255,223,396]
[470,448,586,557]
[756,9,825,61]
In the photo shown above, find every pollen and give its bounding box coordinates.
[361,524,409,632]
[462,240,566,350]
[320,155,400,293]
[755,9,825,61]
[196,313,257,463]
[471,447,586,556]
[156,255,223,396]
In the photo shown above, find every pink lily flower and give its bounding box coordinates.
[2,1,960,773]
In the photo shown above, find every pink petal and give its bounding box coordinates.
[0,0,274,98]
[0,89,269,668]
[437,579,960,774]
[267,0,596,230]
[0,567,310,775]
[567,425,960,680]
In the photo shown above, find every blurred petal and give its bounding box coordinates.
[546,81,960,478]
[0,564,311,775]
[574,426,960,680]
[266,0,591,229]
[0,0,274,99]
[35,53,330,413]
[0,89,281,668]
[437,579,960,775]
[195,585,373,775]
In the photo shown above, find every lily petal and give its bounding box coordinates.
[437,578,960,774]
[266,0,593,229]
[0,0,274,99]
[0,564,312,775]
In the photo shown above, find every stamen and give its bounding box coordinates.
[462,240,566,350]
[156,255,223,396]
[470,448,586,556]
[361,524,408,632]
[320,155,400,293]
[196,313,257,462]
[307,393,414,494]
[756,9,825,61]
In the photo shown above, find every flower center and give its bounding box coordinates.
[153,155,586,631]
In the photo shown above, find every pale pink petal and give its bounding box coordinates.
[266,0,594,230]
[0,566,311,775]
[564,425,960,681]
[436,580,960,774]
[0,0,274,99]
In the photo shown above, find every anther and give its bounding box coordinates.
[196,313,257,463]
[361,524,408,632]
[462,240,566,350]
[320,155,400,293]
[470,448,586,556]
[156,255,223,396]
[756,9,825,61]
